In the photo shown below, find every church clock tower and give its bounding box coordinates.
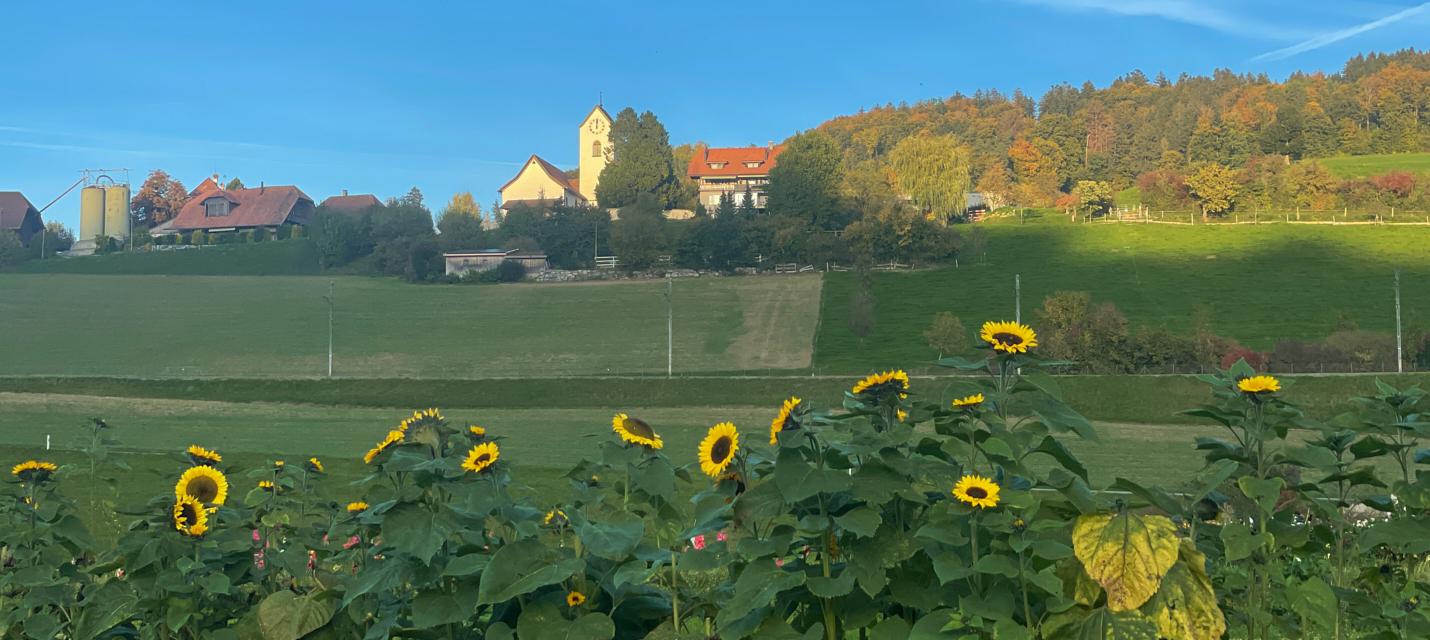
[578,104,613,205]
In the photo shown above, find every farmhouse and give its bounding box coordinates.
[499,105,612,211]
[170,185,315,233]
[320,191,382,213]
[687,144,785,210]
[443,249,549,277]
[0,191,44,246]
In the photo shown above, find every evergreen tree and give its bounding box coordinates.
[765,130,848,229]
[596,108,681,209]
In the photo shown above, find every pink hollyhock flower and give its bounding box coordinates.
[252,529,261,543]
[114,568,126,579]
[716,530,729,542]
[343,535,361,550]
[253,551,266,570]
[774,558,785,568]
[691,534,707,550]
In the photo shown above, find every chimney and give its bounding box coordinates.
[342,189,349,196]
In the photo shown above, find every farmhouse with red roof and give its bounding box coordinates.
[687,144,785,210]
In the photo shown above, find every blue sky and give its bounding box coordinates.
[2,1,1427,230]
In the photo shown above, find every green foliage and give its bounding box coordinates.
[495,259,526,282]
[890,134,972,220]
[766,130,848,230]
[1184,163,1240,215]
[923,312,966,358]
[596,108,682,209]
[611,194,669,270]
[0,230,29,268]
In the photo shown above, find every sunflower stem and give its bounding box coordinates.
[670,550,681,632]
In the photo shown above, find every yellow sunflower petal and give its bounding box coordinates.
[980,321,1038,354]
[698,422,740,479]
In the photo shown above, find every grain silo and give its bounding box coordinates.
[103,183,131,241]
[79,185,106,241]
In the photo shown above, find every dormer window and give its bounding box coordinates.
[708,162,727,169]
[204,198,230,217]
[744,161,762,168]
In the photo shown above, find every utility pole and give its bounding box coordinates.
[666,276,673,378]
[323,281,335,377]
[1015,274,1022,324]
[594,220,599,264]
[1395,269,1403,373]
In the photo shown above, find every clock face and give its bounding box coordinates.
[588,119,605,134]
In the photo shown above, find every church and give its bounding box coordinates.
[497,105,611,211]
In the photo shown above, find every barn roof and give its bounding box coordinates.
[0,191,39,230]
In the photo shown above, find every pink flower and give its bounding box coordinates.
[716,531,729,543]
[253,551,266,570]
[774,558,785,568]
[343,535,361,550]
[307,550,318,570]
[690,534,707,551]
[114,568,126,579]
[252,529,261,543]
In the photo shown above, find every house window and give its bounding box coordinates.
[744,161,761,168]
[591,140,602,157]
[708,162,727,169]
[205,199,230,217]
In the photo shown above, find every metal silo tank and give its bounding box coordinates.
[104,184,131,241]
[80,186,106,240]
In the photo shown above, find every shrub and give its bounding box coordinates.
[189,230,206,246]
[251,227,267,242]
[495,259,526,282]
[275,224,291,240]
[238,230,255,243]
[289,225,304,240]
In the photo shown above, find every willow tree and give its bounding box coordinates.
[890,134,972,221]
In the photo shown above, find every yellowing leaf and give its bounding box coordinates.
[1072,512,1179,611]
[1143,543,1227,640]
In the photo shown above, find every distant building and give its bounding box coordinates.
[320,191,383,214]
[686,144,785,211]
[499,105,612,211]
[189,176,222,198]
[443,249,549,277]
[170,185,315,233]
[0,191,44,246]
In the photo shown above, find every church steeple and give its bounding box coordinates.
[578,104,613,205]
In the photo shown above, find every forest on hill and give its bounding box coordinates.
[815,49,1430,209]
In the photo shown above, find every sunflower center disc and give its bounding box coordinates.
[190,478,218,502]
[966,487,987,499]
[711,437,732,462]
[992,333,1022,345]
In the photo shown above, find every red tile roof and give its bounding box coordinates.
[498,155,582,198]
[320,193,382,213]
[189,176,221,198]
[171,185,315,230]
[688,145,786,178]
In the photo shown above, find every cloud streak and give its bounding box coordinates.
[1007,0,1309,41]
[1250,2,1430,61]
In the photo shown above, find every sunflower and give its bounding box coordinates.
[185,445,222,466]
[175,465,229,505]
[896,409,908,423]
[273,460,285,470]
[1237,375,1281,394]
[467,425,487,439]
[397,408,445,435]
[566,591,586,607]
[307,457,325,473]
[346,501,369,513]
[952,475,1000,509]
[11,460,58,482]
[258,480,276,492]
[544,509,568,526]
[172,494,210,537]
[769,397,802,446]
[363,430,405,464]
[698,422,740,479]
[461,442,500,474]
[612,413,664,449]
[952,393,985,409]
[850,370,911,398]
[980,321,1038,354]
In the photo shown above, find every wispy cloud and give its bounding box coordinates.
[1007,0,1310,41]
[1250,2,1430,61]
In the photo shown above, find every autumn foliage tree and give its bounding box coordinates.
[130,170,188,227]
[1185,163,1241,217]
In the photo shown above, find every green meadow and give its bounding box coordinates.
[814,223,1430,372]
[1313,151,1430,179]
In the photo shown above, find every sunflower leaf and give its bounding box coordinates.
[478,539,582,605]
[1071,512,1179,611]
[1140,544,1226,640]
[516,602,615,640]
[256,591,336,640]
[835,507,882,538]
[573,511,645,561]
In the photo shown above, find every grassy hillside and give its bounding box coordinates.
[815,224,1430,372]
[14,239,321,275]
[1313,152,1430,179]
[0,273,821,377]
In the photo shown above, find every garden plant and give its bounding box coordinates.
[2,320,1428,638]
